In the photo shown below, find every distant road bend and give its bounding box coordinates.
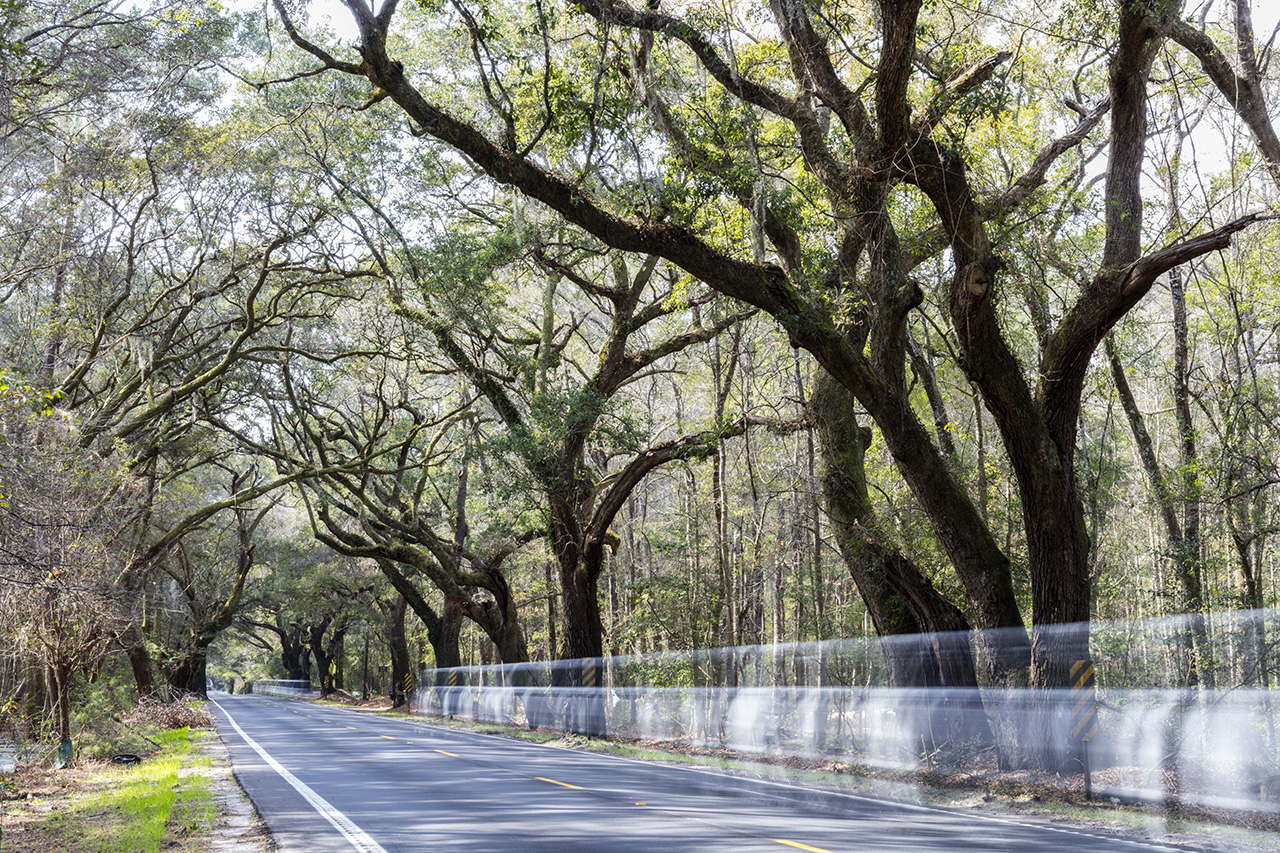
[210,692,1191,852]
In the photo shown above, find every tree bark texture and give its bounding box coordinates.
[388,594,412,708]
[812,372,992,752]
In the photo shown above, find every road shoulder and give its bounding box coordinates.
[200,727,275,852]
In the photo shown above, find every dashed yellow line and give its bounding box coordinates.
[380,735,396,740]
[435,750,459,757]
[536,777,583,790]
[775,841,835,853]
[347,726,357,730]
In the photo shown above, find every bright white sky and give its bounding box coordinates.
[293,0,1280,51]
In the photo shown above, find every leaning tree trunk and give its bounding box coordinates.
[281,626,306,682]
[307,618,337,696]
[123,630,156,700]
[167,620,232,698]
[812,373,991,753]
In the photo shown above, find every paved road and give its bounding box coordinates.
[209,692,1190,852]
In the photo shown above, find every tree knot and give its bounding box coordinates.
[962,263,989,298]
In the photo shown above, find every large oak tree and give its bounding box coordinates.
[265,0,1275,765]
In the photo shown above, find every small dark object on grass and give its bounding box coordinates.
[111,754,141,766]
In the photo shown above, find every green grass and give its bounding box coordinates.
[70,727,216,853]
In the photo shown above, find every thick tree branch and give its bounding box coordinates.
[876,0,924,150]
[271,0,365,74]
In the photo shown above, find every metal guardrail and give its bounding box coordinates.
[251,679,319,699]
[407,615,1280,813]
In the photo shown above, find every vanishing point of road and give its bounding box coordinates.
[209,692,1192,852]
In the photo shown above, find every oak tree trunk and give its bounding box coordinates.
[813,373,991,753]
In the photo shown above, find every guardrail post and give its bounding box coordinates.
[1070,659,1097,800]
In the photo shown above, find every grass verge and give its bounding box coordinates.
[1,727,217,853]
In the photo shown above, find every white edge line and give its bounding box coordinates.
[211,697,389,853]
[240,694,1185,853]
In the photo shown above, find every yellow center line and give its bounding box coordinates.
[380,735,396,740]
[536,777,583,790]
[435,750,459,757]
[775,841,835,853]
[346,726,357,730]
[406,741,414,745]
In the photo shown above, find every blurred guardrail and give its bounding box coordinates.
[410,610,1280,812]
[252,679,318,699]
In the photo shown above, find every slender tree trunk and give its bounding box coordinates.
[331,627,346,692]
[1169,265,1211,687]
[51,660,72,755]
[544,561,557,660]
[362,633,370,700]
[710,325,741,650]
[1107,330,1209,687]
[41,199,77,384]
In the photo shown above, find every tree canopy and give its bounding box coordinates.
[0,0,1278,771]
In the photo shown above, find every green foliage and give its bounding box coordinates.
[1051,0,1119,47]
[70,678,154,762]
[3,0,1278,733]
[409,224,522,316]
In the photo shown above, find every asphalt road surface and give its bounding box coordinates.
[209,692,1192,852]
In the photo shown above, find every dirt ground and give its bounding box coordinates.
[0,731,271,853]
[199,730,274,852]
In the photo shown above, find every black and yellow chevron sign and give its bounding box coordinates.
[1070,659,1097,742]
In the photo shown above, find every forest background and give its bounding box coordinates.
[1,0,1279,772]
